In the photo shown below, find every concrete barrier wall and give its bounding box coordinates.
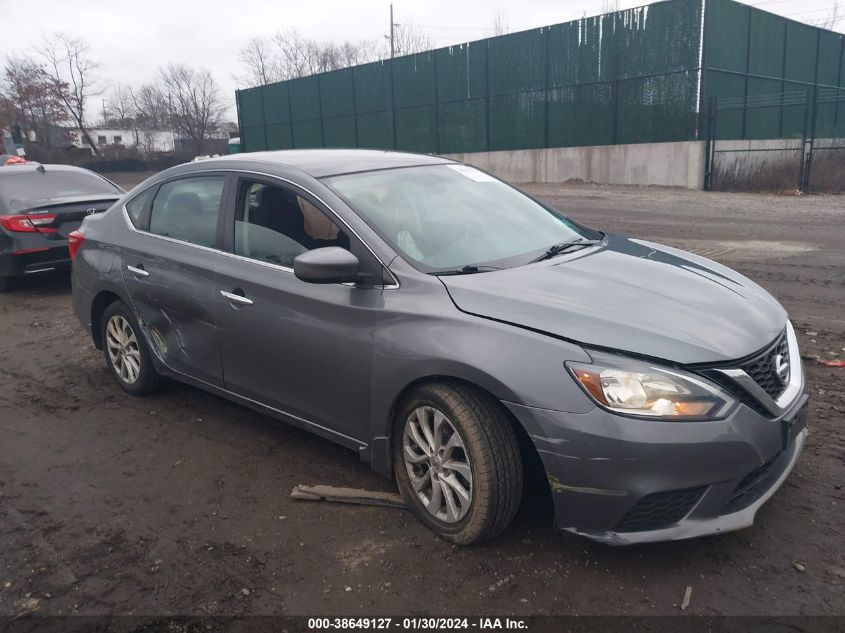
[444,141,706,189]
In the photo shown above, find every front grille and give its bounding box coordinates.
[739,331,789,400]
[703,371,771,417]
[615,486,707,533]
[722,451,785,514]
[696,329,791,417]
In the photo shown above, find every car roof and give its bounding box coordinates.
[198,149,455,178]
[0,163,93,178]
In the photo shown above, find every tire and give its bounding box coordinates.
[393,381,523,545]
[101,300,160,396]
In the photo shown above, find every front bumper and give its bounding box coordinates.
[506,388,809,545]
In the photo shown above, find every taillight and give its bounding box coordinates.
[68,230,85,260]
[0,214,58,233]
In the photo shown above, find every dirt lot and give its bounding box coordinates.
[1,177,843,618]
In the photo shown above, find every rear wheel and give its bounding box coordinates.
[101,301,160,396]
[393,381,523,545]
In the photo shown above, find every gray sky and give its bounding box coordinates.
[1,0,841,122]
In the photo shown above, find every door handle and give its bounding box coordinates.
[220,290,254,306]
[127,264,149,278]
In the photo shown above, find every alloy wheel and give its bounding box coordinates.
[105,314,141,385]
[403,406,473,523]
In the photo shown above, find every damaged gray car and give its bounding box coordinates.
[70,150,809,545]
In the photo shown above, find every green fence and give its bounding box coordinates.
[702,0,845,140]
[237,0,703,153]
[237,0,845,154]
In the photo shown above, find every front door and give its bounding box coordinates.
[120,174,228,387]
[214,176,385,444]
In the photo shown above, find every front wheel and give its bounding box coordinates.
[101,301,160,396]
[393,381,523,545]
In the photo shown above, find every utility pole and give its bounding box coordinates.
[390,3,395,58]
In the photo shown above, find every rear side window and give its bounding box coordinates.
[125,188,154,228]
[148,176,225,248]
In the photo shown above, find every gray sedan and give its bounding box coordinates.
[70,150,809,545]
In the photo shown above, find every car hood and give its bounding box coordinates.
[439,234,787,365]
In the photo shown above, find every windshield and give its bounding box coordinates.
[323,164,586,272]
[0,169,121,210]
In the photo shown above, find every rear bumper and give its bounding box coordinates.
[0,231,70,277]
[0,246,71,277]
[506,387,809,545]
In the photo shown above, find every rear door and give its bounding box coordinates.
[214,175,385,444]
[119,173,229,387]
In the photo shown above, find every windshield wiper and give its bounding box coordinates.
[431,265,500,276]
[528,237,602,264]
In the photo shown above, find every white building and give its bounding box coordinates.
[69,128,176,154]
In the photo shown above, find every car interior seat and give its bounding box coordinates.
[252,185,314,249]
[161,191,215,246]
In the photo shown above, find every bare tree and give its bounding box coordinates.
[130,83,172,131]
[809,2,841,30]
[36,32,101,156]
[485,13,509,37]
[2,55,66,148]
[158,63,225,155]
[104,85,136,127]
[601,0,620,14]
[238,36,281,86]
[391,20,432,57]
[0,92,15,135]
[237,30,393,86]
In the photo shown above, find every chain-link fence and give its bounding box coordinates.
[704,91,808,191]
[704,88,845,193]
[805,88,845,193]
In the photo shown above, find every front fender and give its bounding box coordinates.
[368,301,595,475]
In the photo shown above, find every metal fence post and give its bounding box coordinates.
[740,4,752,141]
[317,77,326,148]
[259,87,269,150]
[390,60,398,150]
[802,89,818,192]
[798,90,815,191]
[351,70,359,148]
[544,27,551,149]
[286,85,295,149]
[433,51,440,154]
[704,97,715,191]
[485,38,491,152]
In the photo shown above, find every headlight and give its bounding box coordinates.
[566,351,736,420]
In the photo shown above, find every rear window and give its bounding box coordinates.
[0,169,121,210]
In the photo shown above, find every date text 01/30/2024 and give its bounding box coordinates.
[307,617,528,630]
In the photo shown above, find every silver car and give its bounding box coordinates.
[70,150,808,545]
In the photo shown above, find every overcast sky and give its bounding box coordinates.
[1,0,841,122]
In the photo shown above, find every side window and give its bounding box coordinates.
[149,176,225,247]
[234,180,350,268]
[125,187,155,229]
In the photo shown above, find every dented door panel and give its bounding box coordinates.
[120,234,223,387]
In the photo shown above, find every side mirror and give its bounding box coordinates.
[294,247,361,284]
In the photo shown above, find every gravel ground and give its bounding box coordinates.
[0,177,843,617]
